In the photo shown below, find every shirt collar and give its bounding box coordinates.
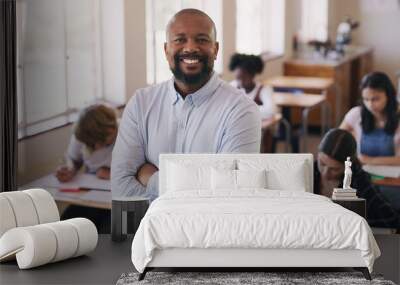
[168,72,221,107]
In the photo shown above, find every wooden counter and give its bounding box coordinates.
[283,46,373,126]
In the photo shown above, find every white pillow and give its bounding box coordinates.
[236,169,267,189]
[211,169,267,191]
[238,159,307,191]
[166,160,235,192]
[211,168,236,190]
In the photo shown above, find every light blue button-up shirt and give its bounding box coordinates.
[111,73,261,200]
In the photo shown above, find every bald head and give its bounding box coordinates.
[166,9,217,41]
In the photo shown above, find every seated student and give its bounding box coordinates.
[340,71,400,166]
[229,53,277,119]
[229,53,277,152]
[56,104,118,182]
[314,128,400,229]
[56,104,118,233]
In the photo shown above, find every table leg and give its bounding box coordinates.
[301,108,310,152]
[320,90,332,136]
[321,101,331,135]
[321,102,326,137]
[281,117,292,153]
[335,84,342,126]
[320,90,327,135]
[326,101,332,132]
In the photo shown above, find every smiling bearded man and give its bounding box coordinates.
[111,9,261,201]
[165,9,216,90]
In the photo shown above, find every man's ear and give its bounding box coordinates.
[164,42,168,57]
[213,41,219,60]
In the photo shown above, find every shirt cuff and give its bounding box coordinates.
[146,171,159,201]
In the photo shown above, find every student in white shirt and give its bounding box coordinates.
[56,104,118,182]
[229,53,277,152]
[229,53,277,119]
[56,104,118,233]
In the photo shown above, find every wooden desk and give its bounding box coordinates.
[265,76,333,137]
[47,187,111,210]
[284,47,373,125]
[20,174,112,210]
[272,92,328,152]
[264,76,334,93]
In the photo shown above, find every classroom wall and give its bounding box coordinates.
[327,0,360,43]
[328,0,400,84]
[18,126,73,185]
[356,0,400,84]
[221,0,237,81]
[124,0,147,101]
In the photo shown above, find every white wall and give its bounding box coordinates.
[328,0,400,84]
[221,0,237,80]
[18,125,73,185]
[124,0,147,100]
[356,0,400,84]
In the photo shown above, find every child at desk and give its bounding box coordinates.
[229,53,278,152]
[56,104,118,233]
[229,53,277,119]
[340,72,400,166]
[56,104,118,182]
[314,128,400,229]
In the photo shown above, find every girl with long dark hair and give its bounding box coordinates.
[340,72,400,166]
[315,129,399,229]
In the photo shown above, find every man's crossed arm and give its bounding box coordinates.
[111,95,159,201]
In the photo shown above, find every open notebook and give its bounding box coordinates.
[23,173,111,191]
